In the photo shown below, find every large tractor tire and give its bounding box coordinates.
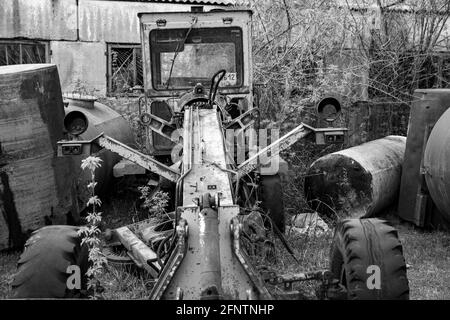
[11,225,89,298]
[260,174,285,233]
[330,218,409,300]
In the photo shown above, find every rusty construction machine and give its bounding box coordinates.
[11,9,409,300]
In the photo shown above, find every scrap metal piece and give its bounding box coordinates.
[114,226,160,277]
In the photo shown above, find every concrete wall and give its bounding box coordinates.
[51,40,107,93]
[0,0,224,96]
[79,0,211,43]
[0,0,77,40]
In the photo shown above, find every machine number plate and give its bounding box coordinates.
[222,72,237,86]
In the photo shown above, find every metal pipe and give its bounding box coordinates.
[198,207,222,299]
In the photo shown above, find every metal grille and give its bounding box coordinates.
[108,44,144,96]
[0,41,48,65]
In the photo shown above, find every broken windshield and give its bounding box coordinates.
[150,27,243,90]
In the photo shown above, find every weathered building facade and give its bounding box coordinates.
[0,0,232,96]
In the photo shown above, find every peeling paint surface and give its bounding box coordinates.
[78,0,221,43]
[50,41,106,94]
[0,0,77,40]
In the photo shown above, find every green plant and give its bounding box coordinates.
[138,182,170,220]
[70,79,99,97]
[78,156,107,299]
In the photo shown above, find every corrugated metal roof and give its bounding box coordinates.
[98,0,238,5]
[333,0,450,14]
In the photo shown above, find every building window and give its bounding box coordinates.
[107,44,143,96]
[0,40,49,65]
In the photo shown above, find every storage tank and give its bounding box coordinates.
[0,64,78,250]
[423,107,450,224]
[62,93,135,209]
[305,136,406,219]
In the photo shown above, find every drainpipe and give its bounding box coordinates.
[76,0,80,41]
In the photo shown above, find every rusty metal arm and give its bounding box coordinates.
[141,112,179,144]
[57,133,180,182]
[236,123,312,178]
[224,108,260,135]
[236,123,347,178]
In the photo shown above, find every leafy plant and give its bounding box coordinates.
[78,156,107,299]
[138,182,170,220]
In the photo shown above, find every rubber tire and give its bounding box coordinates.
[260,174,285,233]
[330,218,409,300]
[11,225,89,298]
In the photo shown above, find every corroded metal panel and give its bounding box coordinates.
[50,40,106,94]
[78,0,221,43]
[398,89,450,226]
[0,64,77,250]
[0,0,77,40]
[424,101,450,225]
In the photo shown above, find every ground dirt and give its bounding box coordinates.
[1,205,448,299]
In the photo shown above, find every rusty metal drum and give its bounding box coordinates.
[0,64,78,250]
[305,135,406,219]
[423,107,450,224]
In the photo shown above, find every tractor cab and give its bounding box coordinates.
[138,10,254,155]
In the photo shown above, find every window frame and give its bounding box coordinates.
[0,39,50,65]
[106,43,143,97]
[149,26,244,91]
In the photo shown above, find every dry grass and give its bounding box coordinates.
[98,265,155,300]
[0,251,19,299]
[395,222,450,300]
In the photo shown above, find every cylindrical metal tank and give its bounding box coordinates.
[423,107,450,224]
[62,93,135,208]
[0,64,78,250]
[304,136,406,219]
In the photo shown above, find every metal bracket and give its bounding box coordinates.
[230,217,273,300]
[140,112,179,144]
[302,123,347,145]
[149,219,188,300]
[225,108,260,135]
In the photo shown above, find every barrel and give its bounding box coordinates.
[304,135,406,219]
[423,107,450,224]
[0,64,78,250]
[62,94,135,208]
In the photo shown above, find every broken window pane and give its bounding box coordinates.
[108,45,144,96]
[22,44,46,64]
[6,44,20,64]
[0,44,6,65]
[0,42,48,66]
